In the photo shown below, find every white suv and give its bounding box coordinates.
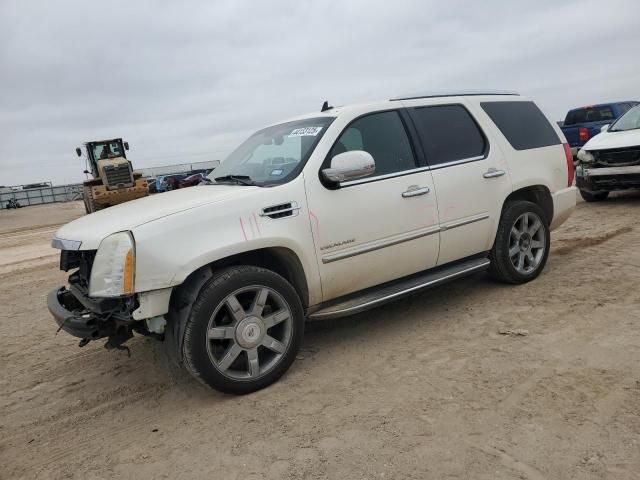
[49,90,576,394]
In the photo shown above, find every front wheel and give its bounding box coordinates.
[182,266,304,394]
[489,201,550,284]
[579,189,609,202]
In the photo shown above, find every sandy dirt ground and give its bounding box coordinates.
[1,195,639,480]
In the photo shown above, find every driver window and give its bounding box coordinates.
[329,111,416,177]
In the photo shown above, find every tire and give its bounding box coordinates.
[182,266,304,394]
[579,189,609,202]
[83,186,105,214]
[489,201,550,284]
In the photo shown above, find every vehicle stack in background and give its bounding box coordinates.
[142,160,219,193]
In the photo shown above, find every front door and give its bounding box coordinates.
[305,110,440,301]
[403,100,513,265]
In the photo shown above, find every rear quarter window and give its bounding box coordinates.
[481,101,560,151]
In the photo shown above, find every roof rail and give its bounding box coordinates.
[390,90,520,101]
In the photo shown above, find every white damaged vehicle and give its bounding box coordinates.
[49,91,576,394]
[576,104,640,201]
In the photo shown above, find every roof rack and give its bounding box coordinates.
[390,90,519,101]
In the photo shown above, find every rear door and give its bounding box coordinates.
[403,100,513,265]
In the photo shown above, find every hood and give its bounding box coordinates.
[55,185,259,250]
[584,128,640,151]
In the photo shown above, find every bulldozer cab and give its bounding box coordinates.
[76,138,148,214]
[79,138,129,179]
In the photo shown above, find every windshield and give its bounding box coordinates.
[609,106,640,132]
[91,140,124,160]
[209,117,334,186]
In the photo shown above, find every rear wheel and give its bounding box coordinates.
[579,189,609,202]
[489,201,550,284]
[182,266,304,394]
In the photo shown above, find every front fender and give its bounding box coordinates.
[131,185,322,306]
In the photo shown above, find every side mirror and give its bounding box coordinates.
[321,150,375,183]
[600,124,610,133]
[124,141,130,150]
[75,147,82,157]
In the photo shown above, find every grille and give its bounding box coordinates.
[594,147,640,167]
[103,163,134,188]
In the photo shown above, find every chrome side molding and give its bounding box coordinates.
[321,213,490,263]
[322,225,440,264]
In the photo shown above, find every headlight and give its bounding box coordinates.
[577,149,595,163]
[89,232,135,297]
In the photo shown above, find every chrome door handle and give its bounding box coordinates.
[483,168,506,179]
[402,186,430,198]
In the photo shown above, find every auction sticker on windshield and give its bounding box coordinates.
[289,127,323,137]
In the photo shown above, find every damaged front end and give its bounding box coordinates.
[47,249,155,354]
[577,146,640,192]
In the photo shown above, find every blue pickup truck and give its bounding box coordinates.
[561,101,638,156]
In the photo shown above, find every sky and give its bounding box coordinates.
[1,0,639,186]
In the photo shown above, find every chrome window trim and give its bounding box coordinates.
[51,237,82,250]
[428,155,486,170]
[338,153,488,187]
[339,166,432,187]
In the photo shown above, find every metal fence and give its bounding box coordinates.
[0,184,84,209]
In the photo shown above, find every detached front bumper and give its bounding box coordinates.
[48,287,101,339]
[48,284,138,342]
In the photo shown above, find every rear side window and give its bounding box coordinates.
[408,104,487,166]
[564,105,615,125]
[482,101,560,150]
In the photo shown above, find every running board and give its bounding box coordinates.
[308,257,490,321]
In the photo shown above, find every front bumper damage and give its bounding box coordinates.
[47,283,148,353]
[577,164,640,192]
[577,147,640,192]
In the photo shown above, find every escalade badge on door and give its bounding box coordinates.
[320,239,355,251]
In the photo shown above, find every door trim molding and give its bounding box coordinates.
[320,213,489,264]
[321,225,440,264]
[440,213,490,231]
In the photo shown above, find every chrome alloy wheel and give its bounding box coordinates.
[508,212,546,274]
[205,286,293,380]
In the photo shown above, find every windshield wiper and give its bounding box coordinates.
[213,175,257,186]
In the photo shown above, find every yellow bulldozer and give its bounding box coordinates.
[76,138,148,214]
